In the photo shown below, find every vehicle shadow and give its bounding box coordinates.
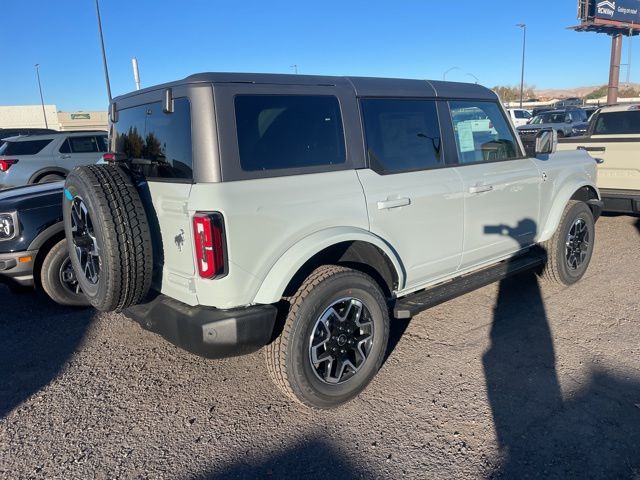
[193,438,374,479]
[0,284,94,419]
[483,220,640,478]
[635,217,640,236]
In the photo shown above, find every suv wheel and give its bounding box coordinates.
[266,266,390,409]
[40,238,90,307]
[539,200,595,285]
[63,164,153,312]
[38,174,65,184]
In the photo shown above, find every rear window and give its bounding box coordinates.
[594,111,640,135]
[0,139,52,156]
[234,95,346,171]
[113,98,193,180]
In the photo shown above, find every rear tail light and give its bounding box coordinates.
[193,212,227,279]
[0,159,19,172]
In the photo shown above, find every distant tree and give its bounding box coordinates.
[619,86,640,98]
[585,86,608,100]
[492,84,536,103]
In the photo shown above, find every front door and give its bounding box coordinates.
[448,100,541,270]
[357,98,464,290]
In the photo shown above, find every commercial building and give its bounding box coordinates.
[0,105,107,132]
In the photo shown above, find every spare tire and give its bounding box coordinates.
[62,164,153,312]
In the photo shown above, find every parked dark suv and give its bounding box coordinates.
[0,182,87,306]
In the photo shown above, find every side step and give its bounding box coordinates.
[393,252,544,319]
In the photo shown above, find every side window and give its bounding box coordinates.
[96,135,108,152]
[68,136,99,153]
[360,98,442,174]
[0,139,52,155]
[594,111,640,135]
[514,110,526,119]
[449,101,521,163]
[234,95,345,171]
[523,110,532,119]
[59,139,71,154]
[114,98,193,180]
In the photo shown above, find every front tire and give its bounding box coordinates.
[538,200,595,285]
[40,239,90,307]
[266,266,390,409]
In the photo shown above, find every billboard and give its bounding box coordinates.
[589,0,640,24]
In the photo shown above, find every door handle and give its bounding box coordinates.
[577,146,606,153]
[377,197,411,210]
[59,154,71,159]
[468,185,494,194]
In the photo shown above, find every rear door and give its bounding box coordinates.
[356,98,464,290]
[57,135,106,168]
[448,100,541,270]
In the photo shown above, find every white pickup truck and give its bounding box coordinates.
[558,104,640,214]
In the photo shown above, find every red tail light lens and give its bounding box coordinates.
[0,159,19,172]
[193,212,227,279]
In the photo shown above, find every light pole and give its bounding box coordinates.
[442,66,460,80]
[95,0,112,103]
[517,23,527,108]
[466,73,479,84]
[34,64,48,129]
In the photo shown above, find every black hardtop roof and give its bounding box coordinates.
[113,72,497,102]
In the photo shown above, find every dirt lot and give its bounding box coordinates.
[1,215,639,480]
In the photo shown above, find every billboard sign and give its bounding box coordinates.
[590,0,640,24]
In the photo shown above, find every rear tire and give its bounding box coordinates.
[266,266,390,409]
[38,174,64,184]
[40,239,90,307]
[63,164,152,312]
[538,200,595,286]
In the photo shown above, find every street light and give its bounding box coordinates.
[34,64,48,129]
[442,66,460,80]
[466,73,479,84]
[516,23,527,108]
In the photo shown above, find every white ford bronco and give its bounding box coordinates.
[62,73,603,409]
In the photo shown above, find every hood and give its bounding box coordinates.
[0,181,64,211]
[517,123,564,131]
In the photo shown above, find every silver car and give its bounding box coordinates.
[0,131,107,189]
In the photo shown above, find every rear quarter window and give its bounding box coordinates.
[0,139,52,155]
[234,95,346,171]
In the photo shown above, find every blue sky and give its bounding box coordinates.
[1,0,637,111]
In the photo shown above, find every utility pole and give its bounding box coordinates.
[95,0,112,103]
[290,64,299,74]
[607,33,623,105]
[34,64,48,129]
[517,24,527,108]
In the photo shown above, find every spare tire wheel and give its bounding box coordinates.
[62,164,153,312]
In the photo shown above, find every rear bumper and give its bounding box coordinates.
[0,250,36,287]
[124,293,278,359]
[599,189,640,214]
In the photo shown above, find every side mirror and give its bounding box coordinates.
[535,129,557,156]
[566,118,572,123]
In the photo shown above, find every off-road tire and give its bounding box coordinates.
[265,265,390,409]
[63,164,152,312]
[538,200,595,286]
[40,238,90,307]
[38,174,64,184]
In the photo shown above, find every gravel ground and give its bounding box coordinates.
[1,214,639,480]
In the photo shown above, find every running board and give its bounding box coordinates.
[393,252,544,319]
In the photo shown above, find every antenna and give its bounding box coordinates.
[95,0,112,103]
[132,57,141,90]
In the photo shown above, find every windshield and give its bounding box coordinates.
[531,112,565,125]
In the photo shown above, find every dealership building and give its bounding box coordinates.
[0,105,108,132]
